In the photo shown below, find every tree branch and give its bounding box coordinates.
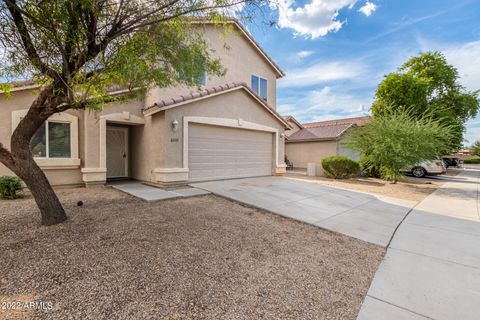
[111,1,247,39]
[0,142,15,170]
[4,0,62,82]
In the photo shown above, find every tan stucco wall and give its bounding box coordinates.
[0,90,85,186]
[145,24,279,109]
[338,137,361,161]
[285,140,339,168]
[130,112,165,182]
[83,98,144,169]
[0,23,282,186]
[158,89,285,172]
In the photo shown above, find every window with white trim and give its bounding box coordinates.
[251,75,268,101]
[12,109,80,167]
[30,121,71,158]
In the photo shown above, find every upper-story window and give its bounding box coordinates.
[251,75,267,101]
[180,59,206,86]
[198,70,206,86]
[30,121,71,158]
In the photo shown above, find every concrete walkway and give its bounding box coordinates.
[111,182,210,202]
[191,176,415,247]
[358,169,480,320]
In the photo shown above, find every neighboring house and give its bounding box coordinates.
[284,116,370,168]
[282,115,304,137]
[0,19,290,187]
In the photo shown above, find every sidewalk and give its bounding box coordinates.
[357,169,480,320]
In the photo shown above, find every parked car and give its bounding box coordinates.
[442,156,461,168]
[402,159,447,178]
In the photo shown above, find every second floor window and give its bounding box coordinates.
[180,58,207,86]
[251,75,268,101]
[198,69,206,86]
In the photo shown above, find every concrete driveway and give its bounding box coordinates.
[191,176,414,247]
[358,169,480,320]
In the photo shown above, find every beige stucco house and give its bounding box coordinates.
[284,116,370,168]
[0,20,290,187]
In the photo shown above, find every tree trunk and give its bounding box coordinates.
[392,173,397,184]
[0,89,68,226]
[10,151,67,226]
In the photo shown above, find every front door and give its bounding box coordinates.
[106,126,129,178]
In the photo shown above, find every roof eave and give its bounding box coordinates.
[286,137,337,143]
[144,83,291,129]
[286,116,304,129]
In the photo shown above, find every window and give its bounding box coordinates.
[251,75,268,101]
[12,109,79,168]
[180,59,206,86]
[30,121,71,158]
[198,70,206,86]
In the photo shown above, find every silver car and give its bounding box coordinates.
[403,159,447,178]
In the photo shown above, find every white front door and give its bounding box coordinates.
[106,126,129,178]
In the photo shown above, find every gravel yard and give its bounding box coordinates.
[286,170,459,202]
[0,187,384,320]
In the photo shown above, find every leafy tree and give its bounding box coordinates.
[0,0,264,225]
[371,52,479,151]
[343,110,454,183]
[471,141,480,157]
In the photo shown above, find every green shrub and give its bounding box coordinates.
[321,156,360,179]
[463,158,480,164]
[0,176,22,200]
[359,157,382,178]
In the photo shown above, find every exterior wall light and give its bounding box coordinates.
[172,119,179,132]
[280,132,286,139]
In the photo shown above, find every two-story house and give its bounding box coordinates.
[0,19,290,187]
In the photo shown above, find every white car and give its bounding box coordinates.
[403,159,447,178]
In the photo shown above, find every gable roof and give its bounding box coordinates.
[143,82,291,129]
[286,123,355,142]
[194,18,285,78]
[282,115,304,129]
[303,116,370,128]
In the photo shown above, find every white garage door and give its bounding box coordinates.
[188,124,273,182]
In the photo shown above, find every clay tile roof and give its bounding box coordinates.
[143,82,291,129]
[287,123,354,142]
[303,116,370,128]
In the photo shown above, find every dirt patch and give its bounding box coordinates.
[285,170,459,202]
[0,187,383,320]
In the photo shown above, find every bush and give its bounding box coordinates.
[343,110,454,183]
[463,158,480,164]
[321,156,360,179]
[0,176,22,200]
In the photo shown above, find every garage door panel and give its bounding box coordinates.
[188,124,273,182]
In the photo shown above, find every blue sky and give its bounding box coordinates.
[245,0,480,146]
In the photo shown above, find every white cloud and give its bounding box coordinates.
[277,103,297,114]
[358,1,377,16]
[270,0,357,39]
[290,50,316,64]
[279,60,365,87]
[297,50,315,59]
[302,86,372,116]
[443,41,480,92]
[280,86,373,122]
